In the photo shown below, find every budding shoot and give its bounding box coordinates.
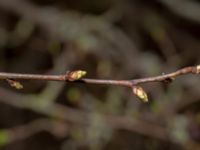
[132,86,148,102]
[67,70,87,81]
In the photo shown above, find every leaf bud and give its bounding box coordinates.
[132,86,148,102]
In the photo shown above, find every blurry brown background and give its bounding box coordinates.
[0,0,200,150]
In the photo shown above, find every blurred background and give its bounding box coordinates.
[0,0,200,149]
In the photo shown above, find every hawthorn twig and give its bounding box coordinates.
[0,65,200,102]
[0,65,199,86]
[132,66,200,84]
[82,66,200,86]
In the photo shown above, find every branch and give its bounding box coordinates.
[0,87,169,142]
[159,0,200,24]
[0,65,200,102]
[0,119,68,146]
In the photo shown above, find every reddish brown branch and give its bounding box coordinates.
[0,65,199,87]
[0,65,199,102]
[0,72,66,81]
[132,66,198,84]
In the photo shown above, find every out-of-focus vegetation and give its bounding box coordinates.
[0,0,200,150]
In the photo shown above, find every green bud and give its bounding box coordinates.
[68,70,87,81]
[7,79,23,90]
[196,65,200,74]
[132,86,148,102]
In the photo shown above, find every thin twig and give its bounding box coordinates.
[0,73,66,81]
[132,66,198,84]
[0,65,199,102]
[0,65,199,87]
